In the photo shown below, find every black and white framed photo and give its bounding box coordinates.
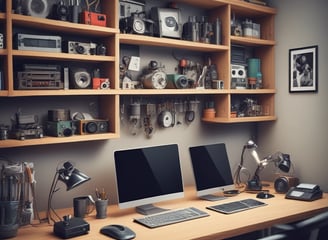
[289,45,318,93]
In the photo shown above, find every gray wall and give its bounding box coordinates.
[258,0,328,191]
[1,106,255,211]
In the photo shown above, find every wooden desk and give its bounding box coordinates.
[16,184,328,240]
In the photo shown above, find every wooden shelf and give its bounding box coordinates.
[0,133,120,149]
[202,115,277,123]
[11,14,118,37]
[119,34,228,52]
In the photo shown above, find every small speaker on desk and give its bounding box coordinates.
[274,176,299,193]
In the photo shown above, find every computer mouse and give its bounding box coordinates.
[100,224,136,240]
[256,191,274,199]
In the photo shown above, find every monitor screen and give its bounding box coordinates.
[189,143,235,200]
[114,144,184,215]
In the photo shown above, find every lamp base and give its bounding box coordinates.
[54,217,89,239]
[247,179,262,191]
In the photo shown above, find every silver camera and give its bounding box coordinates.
[66,41,98,55]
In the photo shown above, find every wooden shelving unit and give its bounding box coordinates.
[0,0,276,148]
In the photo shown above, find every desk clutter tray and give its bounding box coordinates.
[207,198,267,214]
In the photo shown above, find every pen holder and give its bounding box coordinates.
[95,199,108,219]
[0,201,20,239]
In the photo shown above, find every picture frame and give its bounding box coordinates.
[289,45,318,93]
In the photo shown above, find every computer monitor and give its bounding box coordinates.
[189,143,235,201]
[114,144,184,215]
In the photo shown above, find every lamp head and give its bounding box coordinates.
[57,161,91,191]
[245,140,257,149]
[277,153,291,173]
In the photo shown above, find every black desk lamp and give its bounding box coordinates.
[234,140,291,190]
[47,161,90,223]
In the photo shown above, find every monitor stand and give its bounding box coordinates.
[136,204,169,215]
[200,194,226,201]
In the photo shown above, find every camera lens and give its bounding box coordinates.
[75,45,85,54]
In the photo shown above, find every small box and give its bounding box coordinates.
[54,217,89,239]
[81,11,107,27]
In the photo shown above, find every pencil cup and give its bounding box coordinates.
[95,199,108,219]
[0,201,20,239]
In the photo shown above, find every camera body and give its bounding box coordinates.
[93,78,110,89]
[119,11,154,35]
[64,41,106,56]
[78,120,109,135]
[46,121,75,137]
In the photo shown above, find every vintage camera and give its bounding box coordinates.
[46,121,75,137]
[141,61,167,89]
[78,119,109,135]
[166,74,189,89]
[93,78,110,89]
[11,112,44,140]
[231,64,247,89]
[64,41,106,56]
[119,11,154,35]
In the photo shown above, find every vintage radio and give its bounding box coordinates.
[15,33,62,52]
[17,71,63,89]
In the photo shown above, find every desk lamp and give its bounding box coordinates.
[234,140,291,190]
[47,161,90,223]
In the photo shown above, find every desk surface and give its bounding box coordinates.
[16,184,328,240]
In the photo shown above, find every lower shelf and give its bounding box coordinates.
[0,133,119,148]
[202,115,277,123]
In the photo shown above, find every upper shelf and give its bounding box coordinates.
[11,14,118,37]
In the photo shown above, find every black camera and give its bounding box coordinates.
[119,11,154,35]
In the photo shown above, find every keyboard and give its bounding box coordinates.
[134,207,209,228]
[207,198,267,214]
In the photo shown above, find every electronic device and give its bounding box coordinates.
[231,64,247,89]
[189,143,235,201]
[78,119,109,135]
[166,74,189,89]
[119,0,145,19]
[150,7,182,39]
[63,41,106,56]
[285,183,323,201]
[134,207,209,228]
[15,33,62,52]
[114,144,184,215]
[119,11,154,35]
[53,216,89,239]
[207,198,267,214]
[157,110,174,128]
[256,191,274,199]
[81,11,107,27]
[21,0,51,18]
[69,68,92,89]
[46,121,75,137]
[141,61,167,89]
[100,224,136,240]
[93,78,110,89]
[274,176,299,193]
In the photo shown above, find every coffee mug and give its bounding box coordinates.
[73,195,95,218]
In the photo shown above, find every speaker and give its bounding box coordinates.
[23,0,50,18]
[274,176,299,193]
